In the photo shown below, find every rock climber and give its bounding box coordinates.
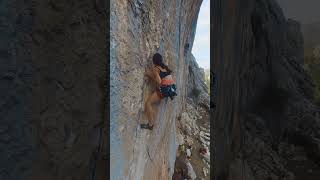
[140,53,177,130]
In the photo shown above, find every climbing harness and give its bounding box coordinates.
[159,84,177,100]
[156,77,177,100]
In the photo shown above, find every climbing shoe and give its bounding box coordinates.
[140,123,153,130]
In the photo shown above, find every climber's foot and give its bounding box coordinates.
[140,123,153,130]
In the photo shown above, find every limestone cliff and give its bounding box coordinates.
[174,54,210,180]
[0,0,107,180]
[110,0,203,179]
[213,0,320,179]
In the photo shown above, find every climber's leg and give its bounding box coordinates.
[144,91,161,126]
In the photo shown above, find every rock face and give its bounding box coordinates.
[176,100,210,180]
[0,1,107,180]
[110,0,202,179]
[187,54,210,109]
[213,0,320,179]
[286,19,304,64]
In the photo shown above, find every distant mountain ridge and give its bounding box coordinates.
[302,21,320,58]
[302,21,320,104]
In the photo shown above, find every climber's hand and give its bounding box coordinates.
[144,69,153,77]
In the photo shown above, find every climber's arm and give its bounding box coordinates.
[144,67,161,85]
[152,67,162,85]
[144,68,153,77]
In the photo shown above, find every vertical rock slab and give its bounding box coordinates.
[0,0,34,179]
[0,0,107,180]
[110,0,202,179]
[213,0,317,179]
[212,0,248,178]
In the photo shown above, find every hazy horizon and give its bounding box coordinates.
[276,0,320,24]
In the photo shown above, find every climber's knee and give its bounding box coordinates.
[145,92,159,108]
[145,100,152,112]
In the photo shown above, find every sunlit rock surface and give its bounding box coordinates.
[110,0,203,179]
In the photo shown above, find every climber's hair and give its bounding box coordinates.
[152,53,172,73]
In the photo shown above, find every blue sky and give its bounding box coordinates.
[192,0,210,70]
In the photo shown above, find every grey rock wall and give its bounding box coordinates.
[0,0,107,180]
[110,0,202,179]
[187,54,209,107]
[0,0,34,179]
[213,0,319,179]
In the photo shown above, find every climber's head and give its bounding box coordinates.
[153,53,172,73]
[152,53,163,66]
